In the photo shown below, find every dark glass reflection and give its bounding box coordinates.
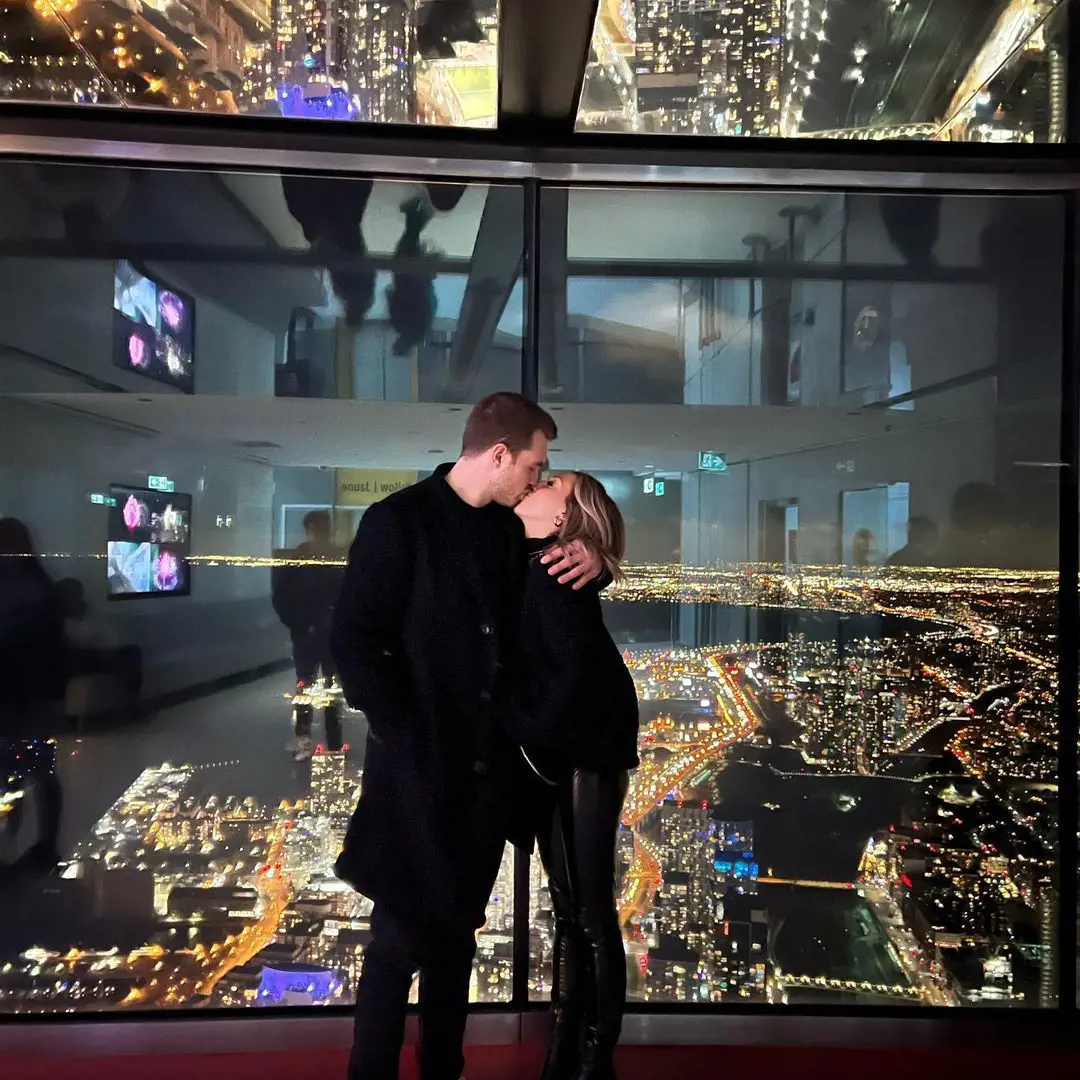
[0,170,1065,1014]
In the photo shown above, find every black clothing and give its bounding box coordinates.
[291,624,342,748]
[273,543,345,747]
[271,542,344,635]
[331,464,527,933]
[0,556,65,722]
[348,905,479,1080]
[387,197,436,357]
[885,544,932,568]
[333,464,528,1079]
[536,768,629,1080]
[515,539,639,774]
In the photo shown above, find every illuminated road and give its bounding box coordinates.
[195,823,295,998]
[618,835,662,927]
[622,667,758,831]
[118,821,296,1008]
[618,662,760,933]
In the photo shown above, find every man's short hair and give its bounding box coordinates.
[303,509,331,533]
[460,392,557,456]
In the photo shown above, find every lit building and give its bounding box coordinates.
[310,748,350,817]
[273,0,414,121]
[633,0,784,135]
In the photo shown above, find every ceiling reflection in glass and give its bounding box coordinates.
[575,0,1068,143]
[0,0,498,126]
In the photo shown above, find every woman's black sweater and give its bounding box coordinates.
[512,537,640,773]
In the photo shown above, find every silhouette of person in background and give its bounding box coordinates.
[388,196,437,357]
[880,193,942,271]
[886,515,940,568]
[0,518,65,871]
[939,481,1010,569]
[282,175,376,328]
[416,0,485,59]
[272,510,345,761]
[851,527,876,568]
[56,577,144,706]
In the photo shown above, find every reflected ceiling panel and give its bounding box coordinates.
[0,0,498,127]
[574,0,1068,144]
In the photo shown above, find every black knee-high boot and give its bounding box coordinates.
[569,918,624,1080]
[540,917,583,1080]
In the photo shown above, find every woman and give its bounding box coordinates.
[513,473,639,1080]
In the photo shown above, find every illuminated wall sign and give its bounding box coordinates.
[89,493,117,506]
[336,469,418,506]
[643,477,655,495]
[655,480,666,497]
[698,451,728,473]
[148,474,176,492]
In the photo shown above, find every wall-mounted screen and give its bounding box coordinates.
[107,485,192,600]
[113,261,195,393]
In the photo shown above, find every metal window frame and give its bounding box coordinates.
[0,113,1076,1047]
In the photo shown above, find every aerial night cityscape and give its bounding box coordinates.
[0,0,1067,139]
[0,557,1061,1012]
[0,0,1073,1038]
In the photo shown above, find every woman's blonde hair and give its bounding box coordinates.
[557,473,626,582]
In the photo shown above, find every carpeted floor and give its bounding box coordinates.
[9,1046,1080,1080]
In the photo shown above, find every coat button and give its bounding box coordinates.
[480,623,493,636]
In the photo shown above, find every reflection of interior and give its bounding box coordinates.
[0,170,1062,692]
[0,166,1064,1016]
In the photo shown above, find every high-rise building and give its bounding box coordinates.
[633,0,784,135]
[273,0,414,121]
[310,748,349,817]
[1036,882,1058,1008]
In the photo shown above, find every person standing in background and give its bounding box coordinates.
[272,510,345,761]
[0,518,65,871]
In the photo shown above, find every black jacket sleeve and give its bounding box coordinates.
[330,501,412,732]
[519,568,605,743]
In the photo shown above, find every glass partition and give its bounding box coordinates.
[0,0,499,125]
[577,0,1069,142]
[533,184,1064,1006]
[0,160,1070,1016]
[0,162,523,1011]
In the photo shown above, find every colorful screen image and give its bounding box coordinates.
[107,486,192,600]
[112,261,195,393]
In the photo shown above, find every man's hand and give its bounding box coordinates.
[540,539,602,589]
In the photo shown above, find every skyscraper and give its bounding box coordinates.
[310,747,353,823]
[633,0,784,134]
[273,0,414,121]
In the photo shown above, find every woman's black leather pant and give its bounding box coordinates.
[536,767,629,1079]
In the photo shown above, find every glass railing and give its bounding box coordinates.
[0,160,1071,1015]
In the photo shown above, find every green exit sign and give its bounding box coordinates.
[699,451,728,473]
[89,493,117,507]
[148,474,175,493]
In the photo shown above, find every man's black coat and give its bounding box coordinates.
[330,466,531,934]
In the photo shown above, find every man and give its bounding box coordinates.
[272,510,346,760]
[331,393,597,1080]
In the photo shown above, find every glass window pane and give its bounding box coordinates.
[0,0,498,126]
[576,0,1068,143]
[531,184,1063,1006]
[0,161,522,1012]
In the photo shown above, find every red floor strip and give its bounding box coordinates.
[8,1046,1079,1080]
